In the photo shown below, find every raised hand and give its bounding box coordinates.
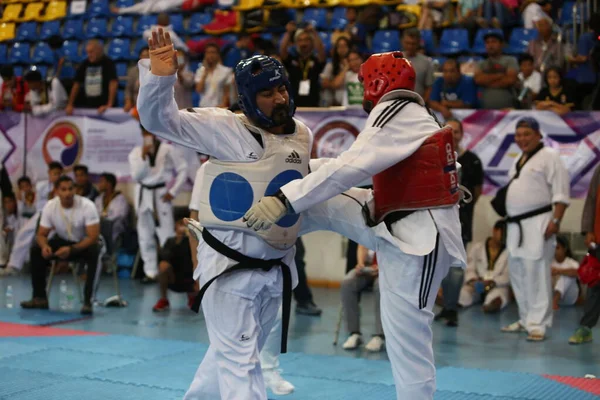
[148,27,178,76]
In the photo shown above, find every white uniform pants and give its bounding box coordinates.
[7,214,38,270]
[508,239,554,335]
[183,278,281,400]
[376,234,453,400]
[554,276,579,306]
[136,198,174,278]
[259,305,283,372]
[459,285,510,309]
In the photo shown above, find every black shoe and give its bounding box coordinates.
[434,308,450,321]
[20,298,49,310]
[81,303,93,315]
[445,310,458,327]
[296,302,322,316]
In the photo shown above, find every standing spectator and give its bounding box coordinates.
[320,37,351,107]
[74,165,99,201]
[336,7,368,52]
[223,34,254,69]
[569,163,600,344]
[194,43,232,108]
[24,70,69,116]
[124,47,150,113]
[484,0,519,29]
[0,66,29,112]
[566,13,600,102]
[551,236,580,310]
[143,13,188,52]
[401,29,435,101]
[66,40,118,115]
[174,49,195,110]
[501,117,570,342]
[95,172,129,244]
[522,0,552,29]
[456,0,484,43]
[534,66,578,114]
[20,176,101,315]
[517,54,543,108]
[418,0,451,30]
[280,22,327,107]
[429,59,478,119]
[527,17,564,72]
[325,50,365,107]
[474,32,518,109]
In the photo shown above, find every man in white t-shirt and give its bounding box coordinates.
[522,0,552,29]
[194,43,233,108]
[518,54,543,108]
[21,176,101,315]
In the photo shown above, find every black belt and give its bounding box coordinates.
[138,182,166,226]
[383,210,416,232]
[506,204,553,247]
[191,228,293,353]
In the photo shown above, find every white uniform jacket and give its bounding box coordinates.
[464,240,510,287]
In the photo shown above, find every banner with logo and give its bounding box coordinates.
[295,108,600,199]
[0,111,26,180]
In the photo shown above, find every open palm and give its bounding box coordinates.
[148,27,178,76]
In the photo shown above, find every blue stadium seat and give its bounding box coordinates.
[15,22,38,42]
[169,13,185,35]
[318,31,332,54]
[136,15,158,35]
[0,44,7,64]
[89,0,110,18]
[331,7,347,30]
[302,8,328,30]
[13,66,23,77]
[63,19,84,39]
[221,33,238,43]
[86,18,109,39]
[107,38,131,61]
[115,0,134,7]
[62,40,83,63]
[32,42,55,64]
[116,62,128,77]
[40,20,61,40]
[471,28,503,54]
[9,42,31,64]
[506,28,538,55]
[30,65,48,78]
[371,30,400,53]
[437,28,469,55]
[189,60,200,74]
[111,16,134,37]
[60,63,76,78]
[133,39,149,57]
[117,89,125,107]
[188,13,212,34]
[421,30,435,55]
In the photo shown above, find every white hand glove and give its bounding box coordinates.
[184,218,203,241]
[243,196,287,231]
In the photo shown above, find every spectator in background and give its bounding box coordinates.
[174,49,195,109]
[0,66,29,112]
[551,236,580,310]
[534,66,578,114]
[528,17,564,73]
[0,193,22,268]
[143,13,188,52]
[66,40,118,115]
[124,47,150,114]
[36,161,63,212]
[517,54,543,108]
[223,33,254,69]
[569,163,600,344]
[429,59,477,119]
[456,0,484,43]
[522,0,552,29]
[474,31,518,109]
[194,43,232,108]
[340,244,384,352]
[280,22,327,107]
[23,70,69,116]
[111,0,184,15]
[418,0,451,30]
[324,50,365,107]
[337,7,368,52]
[566,13,600,103]
[320,36,351,107]
[401,28,435,101]
[484,0,519,29]
[95,172,129,244]
[458,221,510,313]
[74,164,99,201]
[16,176,36,221]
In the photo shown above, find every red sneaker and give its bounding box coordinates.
[152,298,170,312]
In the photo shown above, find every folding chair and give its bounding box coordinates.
[98,219,127,306]
[333,304,344,345]
[46,258,83,303]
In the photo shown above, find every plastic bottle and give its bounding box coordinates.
[6,285,13,309]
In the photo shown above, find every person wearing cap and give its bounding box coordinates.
[500,117,570,341]
[23,70,69,117]
[474,31,519,109]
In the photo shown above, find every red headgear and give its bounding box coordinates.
[579,253,600,288]
[358,51,416,113]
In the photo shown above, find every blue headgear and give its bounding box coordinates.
[235,55,296,128]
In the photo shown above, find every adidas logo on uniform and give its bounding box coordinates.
[285,150,302,164]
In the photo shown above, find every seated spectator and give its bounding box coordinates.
[474,32,518,109]
[74,165,99,201]
[483,0,519,29]
[223,33,254,69]
[174,49,195,110]
[419,0,451,30]
[320,37,351,107]
[340,244,384,352]
[517,54,543,108]
[124,47,150,114]
[0,66,29,112]
[152,217,197,312]
[521,0,552,29]
[66,40,118,115]
[280,22,327,107]
[534,66,578,114]
[527,17,564,72]
[95,172,129,244]
[456,0,484,42]
[0,193,22,267]
[24,70,69,116]
[194,43,232,108]
[551,236,580,310]
[402,28,435,101]
[36,161,63,211]
[142,13,188,52]
[20,176,101,314]
[459,221,510,313]
[16,176,36,220]
[429,59,478,119]
[111,0,184,15]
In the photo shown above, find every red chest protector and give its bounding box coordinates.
[372,126,460,224]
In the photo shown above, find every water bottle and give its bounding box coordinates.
[59,280,68,310]
[66,287,75,310]
[6,285,13,309]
